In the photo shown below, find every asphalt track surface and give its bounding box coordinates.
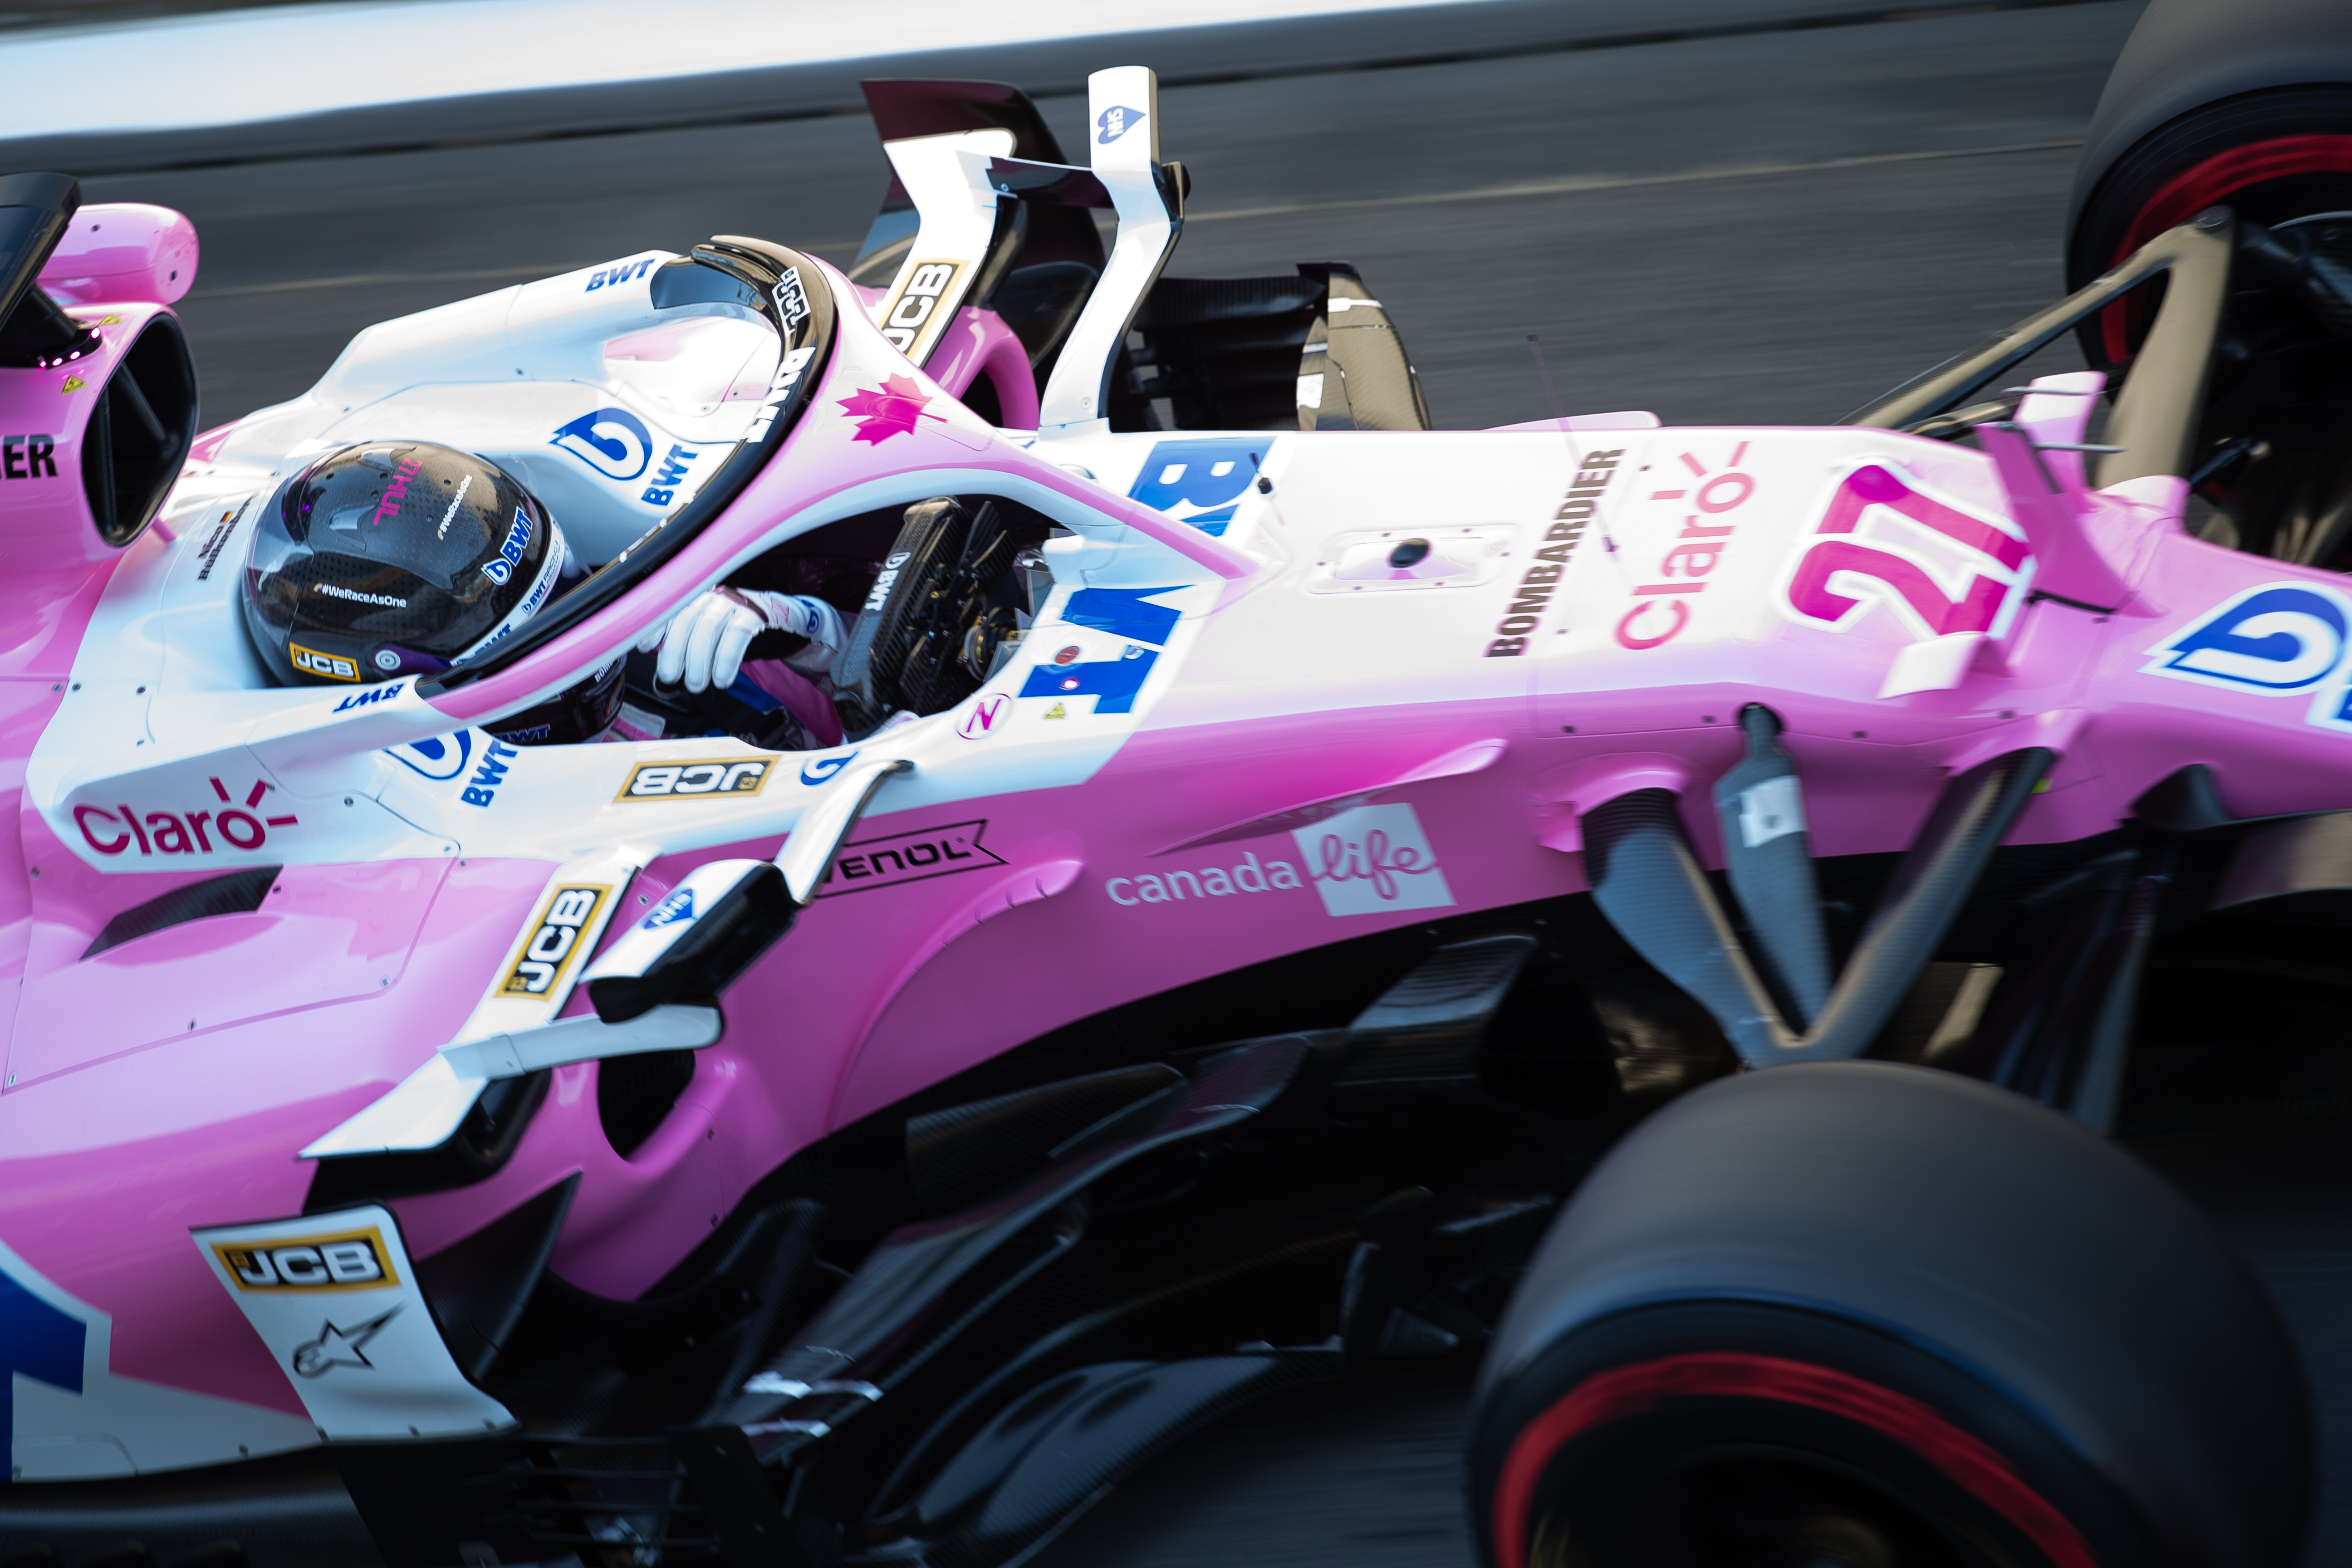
[52,3,2352,1563]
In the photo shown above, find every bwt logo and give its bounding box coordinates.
[76,776,297,858]
[1097,104,1144,143]
[585,257,660,292]
[551,407,655,481]
[480,508,533,586]
[213,1230,396,1292]
[2148,583,2351,691]
[332,681,403,713]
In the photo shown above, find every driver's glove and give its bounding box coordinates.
[636,588,847,693]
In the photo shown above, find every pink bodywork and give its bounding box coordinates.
[3,214,2349,1441]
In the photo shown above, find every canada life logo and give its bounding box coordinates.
[2144,580,2352,731]
[1105,803,1455,918]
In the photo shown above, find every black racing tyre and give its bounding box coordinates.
[2069,85,2352,564]
[1467,1063,2310,1568]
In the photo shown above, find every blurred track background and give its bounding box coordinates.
[29,4,2352,1565]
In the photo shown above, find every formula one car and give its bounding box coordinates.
[0,31,2349,1568]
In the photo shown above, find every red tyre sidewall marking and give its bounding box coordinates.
[1492,1350,2098,1568]
[2099,133,2352,363]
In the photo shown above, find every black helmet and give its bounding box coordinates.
[484,656,625,747]
[241,441,564,686]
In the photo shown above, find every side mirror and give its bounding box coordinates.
[584,859,797,1023]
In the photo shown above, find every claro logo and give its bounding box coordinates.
[75,777,298,857]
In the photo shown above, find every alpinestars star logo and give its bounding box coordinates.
[839,376,942,444]
[292,1304,401,1377]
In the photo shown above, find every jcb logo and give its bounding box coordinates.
[880,260,960,356]
[214,1229,397,1292]
[500,884,610,995]
[617,758,771,801]
[291,643,360,681]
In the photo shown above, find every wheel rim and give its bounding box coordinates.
[1493,1353,2097,1568]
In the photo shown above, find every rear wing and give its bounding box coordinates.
[855,67,1182,435]
[849,69,1431,436]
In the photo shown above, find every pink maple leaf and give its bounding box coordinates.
[839,375,941,444]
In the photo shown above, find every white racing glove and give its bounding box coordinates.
[635,588,848,693]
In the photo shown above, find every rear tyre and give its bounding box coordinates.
[2070,88,2352,562]
[1468,1063,2310,1568]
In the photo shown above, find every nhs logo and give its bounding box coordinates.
[2146,580,2352,731]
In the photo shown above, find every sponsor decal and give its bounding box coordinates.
[1,434,59,480]
[1775,462,2032,645]
[816,819,1004,897]
[1128,439,1263,536]
[1097,104,1144,143]
[957,692,1012,740]
[460,739,519,808]
[387,732,474,780]
[75,776,296,858]
[292,1306,401,1378]
[1107,849,1305,906]
[1044,702,1067,719]
[617,756,772,800]
[315,583,409,608]
[1488,447,1620,657]
[2144,580,2352,732]
[500,884,610,995]
[192,497,251,580]
[480,508,533,585]
[772,266,812,332]
[840,375,942,444]
[2145,583,2350,692]
[879,260,962,357]
[435,474,472,539]
[1018,586,1183,715]
[641,443,699,508]
[584,257,660,292]
[800,750,857,785]
[211,1229,397,1293]
[373,650,402,671]
[346,453,426,531]
[863,550,913,612]
[332,681,404,712]
[1294,802,1455,916]
[292,643,361,681]
[191,1206,510,1437]
[550,407,655,481]
[1617,443,1758,652]
[641,887,696,929]
[745,345,818,444]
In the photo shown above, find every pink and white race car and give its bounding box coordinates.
[0,32,2345,1568]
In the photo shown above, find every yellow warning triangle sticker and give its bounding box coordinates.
[1044,703,1067,719]
[59,376,85,394]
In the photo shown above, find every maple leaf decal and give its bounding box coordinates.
[839,375,942,444]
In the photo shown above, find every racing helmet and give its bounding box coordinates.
[241,441,564,687]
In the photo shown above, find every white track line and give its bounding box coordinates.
[1,0,1486,140]
[181,139,2082,301]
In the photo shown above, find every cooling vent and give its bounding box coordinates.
[83,865,277,959]
[82,314,199,548]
